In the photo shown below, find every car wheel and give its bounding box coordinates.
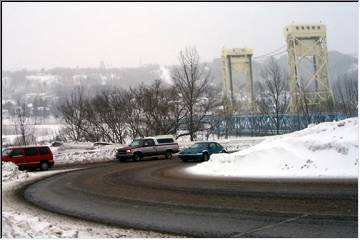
[133,153,141,161]
[165,150,172,159]
[182,159,188,162]
[202,153,209,161]
[40,161,49,171]
[119,157,126,162]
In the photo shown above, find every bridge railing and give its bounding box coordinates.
[200,113,354,136]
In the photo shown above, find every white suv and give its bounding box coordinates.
[116,135,180,162]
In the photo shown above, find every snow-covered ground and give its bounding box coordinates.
[178,135,270,152]
[187,118,359,179]
[2,122,63,145]
[1,162,176,238]
[50,142,124,165]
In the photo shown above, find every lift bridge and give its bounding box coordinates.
[223,23,334,114]
[199,113,351,136]
[213,23,343,136]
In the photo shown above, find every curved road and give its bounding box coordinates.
[24,158,357,237]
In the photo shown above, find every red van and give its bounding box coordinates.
[2,145,54,170]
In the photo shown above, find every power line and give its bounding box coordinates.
[253,45,287,59]
[253,46,286,59]
[255,49,288,61]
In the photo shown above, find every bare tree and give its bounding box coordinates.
[297,78,312,125]
[256,57,289,134]
[135,80,186,136]
[202,104,224,140]
[57,50,220,142]
[57,87,89,141]
[171,47,216,141]
[64,88,129,143]
[197,84,223,139]
[80,90,112,142]
[123,88,145,139]
[14,98,37,145]
[106,89,131,143]
[58,87,135,143]
[334,72,358,116]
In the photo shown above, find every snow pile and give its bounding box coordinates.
[187,118,359,179]
[2,162,31,182]
[178,136,269,152]
[51,143,124,165]
[217,137,269,152]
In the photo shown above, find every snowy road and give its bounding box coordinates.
[2,165,176,238]
[23,159,357,237]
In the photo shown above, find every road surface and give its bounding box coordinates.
[23,158,358,237]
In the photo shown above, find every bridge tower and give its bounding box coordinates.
[284,24,334,113]
[222,48,254,114]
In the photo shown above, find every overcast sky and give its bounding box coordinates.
[2,2,358,70]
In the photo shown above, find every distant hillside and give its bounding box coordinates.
[1,51,357,101]
[1,64,163,100]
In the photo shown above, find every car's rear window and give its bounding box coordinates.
[157,138,174,144]
[129,140,144,147]
[25,147,38,156]
[39,147,50,155]
[190,143,208,149]
[209,143,217,149]
[2,148,12,157]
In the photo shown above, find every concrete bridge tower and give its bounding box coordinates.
[222,48,254,114]
[284,23,334,113]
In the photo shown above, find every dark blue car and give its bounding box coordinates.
[179,141,226,162]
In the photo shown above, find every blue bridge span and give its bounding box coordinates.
[201,113,355,136]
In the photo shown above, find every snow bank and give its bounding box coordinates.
[187,118,359,179]
[51,143,124,165]
[178,136,269,152]
[2,162,31,182]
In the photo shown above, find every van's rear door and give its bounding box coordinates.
[10,148,25,166]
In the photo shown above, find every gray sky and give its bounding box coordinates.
[2,2,358,70]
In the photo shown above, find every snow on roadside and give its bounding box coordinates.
[187,118,359,179]
[1,162,175,238]
[2,162,31,182]
[177,135,269,152]
[50,143,124,165]
[216,137,270,152]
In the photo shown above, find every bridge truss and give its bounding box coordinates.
[200,113,351,137]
